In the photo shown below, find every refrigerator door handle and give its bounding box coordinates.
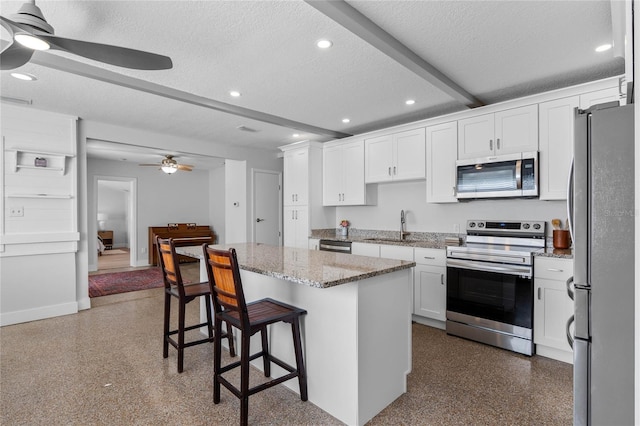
[566,276,574,300]
[566,158,574,241]
[566,315,575,349]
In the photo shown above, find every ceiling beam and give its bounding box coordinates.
[30,51,352,140]
[305,0,483,108]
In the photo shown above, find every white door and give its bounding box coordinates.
[253,170,281,246]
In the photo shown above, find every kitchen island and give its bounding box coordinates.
[177,243,415,426]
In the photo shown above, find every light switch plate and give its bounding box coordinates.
[9,207,24,217]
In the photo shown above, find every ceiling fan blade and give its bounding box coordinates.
[138,163,162,167]
[0,40,34,70]
[39,34,173,70]
[177,164,193,171]
[1,15,29,35]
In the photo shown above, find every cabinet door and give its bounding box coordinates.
[283,206,297,247]
[351,242,380,257]
[534,277,574,352]
[494,104,538,155]
[414,265,446,320]
[539,96,579,200]
[294,205,309,249]
[393,128,426,181]
[364,135,393,183]
[380,244,414,261]
[579,86,620,109]
[284,148,308,205]
[457,113,494,159]
[308,238,320,250]
[426,121,458,203]
[323,145,343,206]
[341,140,366,205]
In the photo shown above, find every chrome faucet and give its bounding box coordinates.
[400,210,409,240]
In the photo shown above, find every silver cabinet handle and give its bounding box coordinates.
[538,287,542,300]
[440,274,444,285]
[291,210,295,220]
[388,167,392,176]
[295,210,298,220]
[496,138,501,149]
[393,166,396,175]
[547,268,564,272]
[489,139,493,150]
[424,256,435,259]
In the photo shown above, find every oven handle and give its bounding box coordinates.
[446,258,532,277]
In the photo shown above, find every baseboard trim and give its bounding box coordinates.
[0,301,78,326]
[77,297,91,311]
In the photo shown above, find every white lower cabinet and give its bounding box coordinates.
[380,244,414,261]
[308,238,319,250]
[534,257,574,363]
[283,205,309,248]
[413,248,446,325]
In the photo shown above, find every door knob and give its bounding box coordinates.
[256,218,265,222]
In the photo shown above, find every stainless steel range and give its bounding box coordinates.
[446,220,546,356]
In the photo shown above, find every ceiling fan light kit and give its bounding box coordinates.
[1,0,173,71]
[140,155,193,174]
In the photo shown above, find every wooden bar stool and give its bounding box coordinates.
[203,245,308,426]
[156,237,235,373]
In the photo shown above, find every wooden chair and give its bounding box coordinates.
[203,245,308,426]
[156,237,235,373]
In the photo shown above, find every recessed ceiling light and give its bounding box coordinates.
[293,133,300,137]
[342,118,350,123]
[317,39,333,49]
[229,91,241,97]
[595,43,612,52]
[14,34,50,51]
[405,99,416,105]
[10,72,37,81]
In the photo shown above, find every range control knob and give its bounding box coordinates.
[469,222,476,228]
[478,222,485,228]
[533,223,541,230]
[523,223,530,229]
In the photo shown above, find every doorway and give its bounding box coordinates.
[252,169,282,246]
[93,176,137,271]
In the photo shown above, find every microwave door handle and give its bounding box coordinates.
[566,158,574,241]
[515,159,522,189]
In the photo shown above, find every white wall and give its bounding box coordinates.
[225,160,248,244]
[97,184,128,247]
[209,166,226,244]
[336,180,567,236]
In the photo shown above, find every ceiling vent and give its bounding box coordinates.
[236,125,259,133]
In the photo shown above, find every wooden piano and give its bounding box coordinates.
[148,223,216,266]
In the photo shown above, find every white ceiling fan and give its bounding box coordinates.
[139,155,194,174]
[0,0,172,71]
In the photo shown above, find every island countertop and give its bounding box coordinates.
[177,243,415,289]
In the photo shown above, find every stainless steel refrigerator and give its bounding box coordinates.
[569,102,635,425]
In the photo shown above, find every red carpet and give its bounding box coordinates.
[89,268,164,297]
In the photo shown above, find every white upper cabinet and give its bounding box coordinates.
[426,121,458,203]
[457,104,538,159]
[323,140,368,206]
[283,147,309,206]
[538,96,579,200]
[579,86,621,109]
[365,128,426,183]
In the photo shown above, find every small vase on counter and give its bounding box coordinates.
[340,226,348,237]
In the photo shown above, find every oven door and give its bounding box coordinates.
[446,258,533,330]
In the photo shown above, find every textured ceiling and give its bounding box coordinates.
[0,0,625,166]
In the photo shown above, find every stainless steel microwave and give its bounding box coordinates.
[455,151,538,199]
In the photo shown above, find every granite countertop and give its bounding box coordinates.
[176,243,415,289]
[534,247,573,259]
[311,229,458,250]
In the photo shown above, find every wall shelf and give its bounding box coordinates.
[8,148,74,175]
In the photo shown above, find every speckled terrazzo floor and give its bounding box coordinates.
[1,279,572,425]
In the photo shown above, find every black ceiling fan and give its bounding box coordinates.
[1,0,172,71]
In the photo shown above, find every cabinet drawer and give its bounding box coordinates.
[414,248,445,266]
[534,257,573,281]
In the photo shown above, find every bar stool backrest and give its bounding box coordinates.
[203,246,250,327]
[156,236,186,298]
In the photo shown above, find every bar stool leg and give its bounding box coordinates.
[177,300,186,373]
[163,291,171,359]
[227,322,236,357]
[204,296,214,339]
[213,317,223,404]
[261,327,270,377]
[240,332,251,426]
[291,318,308,401]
